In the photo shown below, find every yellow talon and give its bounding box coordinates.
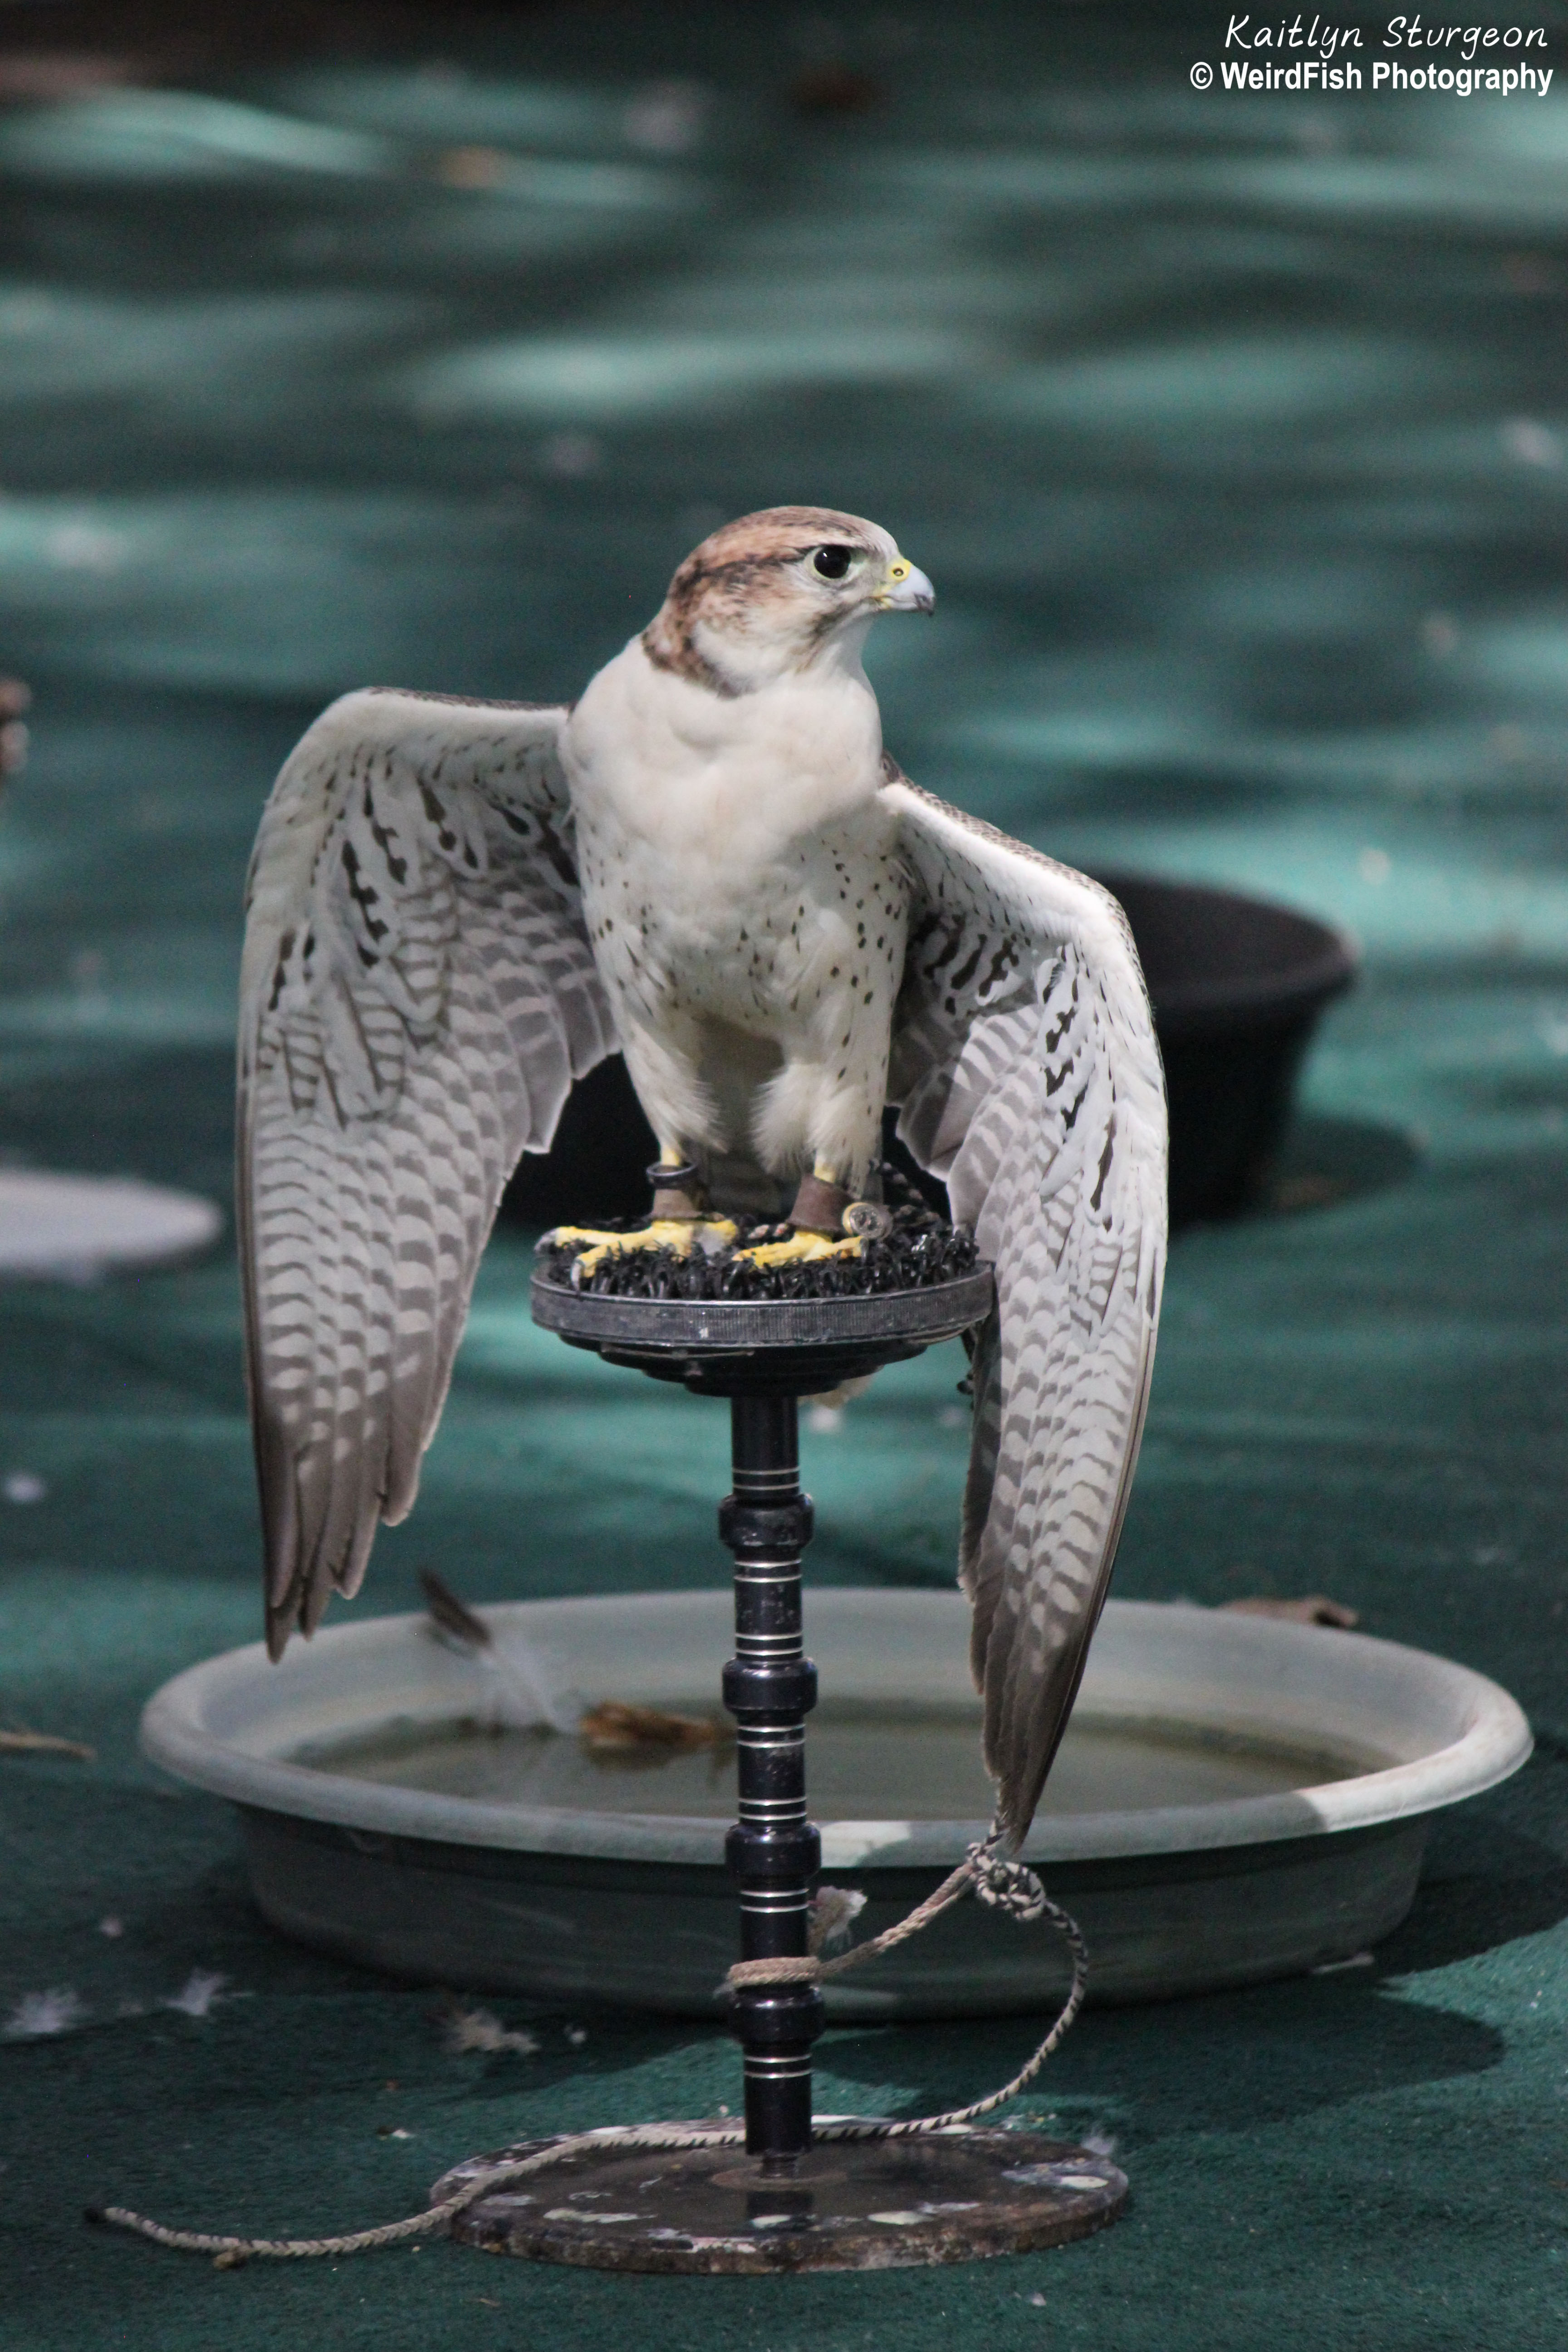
[547,1218,739,1279]
[736,1231,863,1270]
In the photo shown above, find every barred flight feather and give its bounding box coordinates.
[881,772,1166,1847]
[239,689,615,1657]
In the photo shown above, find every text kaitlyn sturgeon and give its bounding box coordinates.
[1220,15,1553,93]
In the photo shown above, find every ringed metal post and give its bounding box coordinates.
[720,1393,823,2167]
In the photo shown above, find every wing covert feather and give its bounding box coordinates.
[238,688,615,1656]
[883,771,1167,1847]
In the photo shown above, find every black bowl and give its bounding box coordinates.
[1093,873,1357,1228]
[500,877,1357,1235]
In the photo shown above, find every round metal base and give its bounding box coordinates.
[531,1265,994,1395]
[435,2125,1125,2274]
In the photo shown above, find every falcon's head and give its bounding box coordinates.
[642,505,934,696]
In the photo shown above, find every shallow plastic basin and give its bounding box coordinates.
[140,1591,1530,2017]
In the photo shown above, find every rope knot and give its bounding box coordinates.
[965,1837,1047,1921]
[724,1954,823,1992]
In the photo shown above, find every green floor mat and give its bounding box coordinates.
[1,7,1566,2346]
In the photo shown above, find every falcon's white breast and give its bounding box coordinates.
[565,521,911,1199]
[237,505,1167,1847]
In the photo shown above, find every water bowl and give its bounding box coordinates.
[139,1591,1529,2016]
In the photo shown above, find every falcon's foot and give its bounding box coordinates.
[734,1181,893,1269]
[544,1218,739,1282]
[736,1229,862,1271]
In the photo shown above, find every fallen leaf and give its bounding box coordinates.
[578,1700,727,1752]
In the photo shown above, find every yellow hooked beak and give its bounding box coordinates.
[877,554,936,613]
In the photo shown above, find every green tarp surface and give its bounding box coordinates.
[1,6,1566,2346]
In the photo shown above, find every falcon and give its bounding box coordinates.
[238,506,1167,1845]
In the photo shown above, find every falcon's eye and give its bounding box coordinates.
[812,545,853,581]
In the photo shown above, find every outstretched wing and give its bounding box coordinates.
[883,770,1166,1848]
[238,688,616,1657]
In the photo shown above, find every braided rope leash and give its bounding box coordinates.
[88,1834,1086,2263]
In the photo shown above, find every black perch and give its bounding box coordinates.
[721,1392,823,2164]
[534,1265,998,2166]
[532,1269,1000,2174]
[469,1261,1132,2272]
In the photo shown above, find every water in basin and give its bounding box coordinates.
[299,1700,1372,1819]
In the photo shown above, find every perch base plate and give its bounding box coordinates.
[437,2123,1125,2274]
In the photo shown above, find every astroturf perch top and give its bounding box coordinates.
[236,505,1168,1845]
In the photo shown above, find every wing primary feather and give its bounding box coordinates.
[239,690,615,1651]
[885,773,1167,1850]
